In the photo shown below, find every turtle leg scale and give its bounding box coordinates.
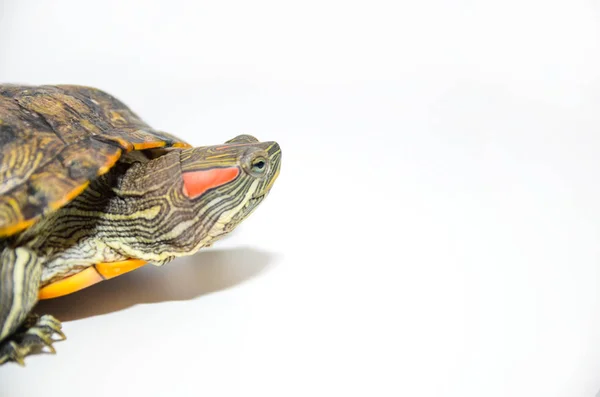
[0,314,65,365]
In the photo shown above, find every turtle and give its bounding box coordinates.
[0,84,281,365]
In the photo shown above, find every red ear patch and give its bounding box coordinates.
[182,167,240,199]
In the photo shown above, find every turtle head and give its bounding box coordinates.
[177,134,281,248]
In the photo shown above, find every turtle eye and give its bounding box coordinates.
[251,157,268,175]
[242,150,270,177]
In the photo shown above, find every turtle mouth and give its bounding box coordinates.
[248,193,266,207]
[245,192,268,213]
[251,192,266,200]
[221,194,265,230]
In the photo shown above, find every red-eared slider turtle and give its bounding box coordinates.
[0,85,281,365]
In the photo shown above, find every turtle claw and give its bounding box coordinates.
[0,314,65,366]
[53,329,67,341]
[38,314,66,341]
[0,342,27,366]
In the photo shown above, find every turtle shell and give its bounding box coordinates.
[0,85,191,237]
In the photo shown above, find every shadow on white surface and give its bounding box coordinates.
[35,246,276,322]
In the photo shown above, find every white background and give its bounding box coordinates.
[1,0,600,396]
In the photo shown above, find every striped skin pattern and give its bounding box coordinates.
[0,248,42,342]
[0,85,281,365]
[17,136,281,287]
[0,136,281,364]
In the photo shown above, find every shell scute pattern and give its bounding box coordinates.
[0,85,190,237]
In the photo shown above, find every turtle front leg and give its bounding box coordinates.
[0,248,65,365]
